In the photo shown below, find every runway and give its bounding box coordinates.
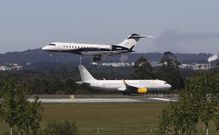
[28,97,177,103]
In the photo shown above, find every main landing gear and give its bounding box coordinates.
[93,55,102,62]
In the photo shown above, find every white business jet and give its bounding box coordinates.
[42,33,146,62]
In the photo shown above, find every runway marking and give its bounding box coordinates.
[148,98,177,102]
[28,98,178,103]
[28,98,142,103]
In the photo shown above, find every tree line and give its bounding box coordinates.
[158,72,219,134]
[0,51,200,94]
[0,51,218,135]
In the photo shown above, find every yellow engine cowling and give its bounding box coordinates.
[137,88,148,94]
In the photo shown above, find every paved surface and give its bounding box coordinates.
[147,98,177,102]
[28,97,178,103]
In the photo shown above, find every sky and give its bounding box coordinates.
[0,0,219,54]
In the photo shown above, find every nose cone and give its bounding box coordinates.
[42,46,49,51]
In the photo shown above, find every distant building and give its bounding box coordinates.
[149,61,162,67]
[92,62,135,67]
[0,64,23,71]
[91,61,210,70]
[0,66,7,71]
[179,63,209,70]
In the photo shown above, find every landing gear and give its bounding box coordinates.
[122,92,127,95]
[93,55,102,62]
[122,91,131,96]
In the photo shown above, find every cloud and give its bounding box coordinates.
[154,30,219,53]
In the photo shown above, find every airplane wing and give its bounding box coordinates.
[93,50,129,57]
[122,80,148,94]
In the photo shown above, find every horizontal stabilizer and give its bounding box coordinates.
[128,33,146,39]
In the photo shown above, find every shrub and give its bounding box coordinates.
[40,121,78,135]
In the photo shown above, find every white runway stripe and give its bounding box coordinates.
[28,98,142,103]
[148,98,177,102]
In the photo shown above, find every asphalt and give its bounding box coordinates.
[28,97,178,103]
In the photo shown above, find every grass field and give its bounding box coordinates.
[0,103,218,135]
[43,103,167,135]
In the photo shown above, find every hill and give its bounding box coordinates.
[0,49,212,65]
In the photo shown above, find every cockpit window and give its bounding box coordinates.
[49,44,56,46]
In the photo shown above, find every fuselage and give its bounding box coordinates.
[42,42,131,56]
[84,79,171,91]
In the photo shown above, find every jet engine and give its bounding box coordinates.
[93,55,102,62]
[137,88,148,94]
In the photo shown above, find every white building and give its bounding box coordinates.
[0,66,6,71]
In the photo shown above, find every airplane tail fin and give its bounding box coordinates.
[118,33,145,50]
[78,64,96,82]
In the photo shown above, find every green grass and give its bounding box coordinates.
[0,103,218,135]
[42,103,167,135]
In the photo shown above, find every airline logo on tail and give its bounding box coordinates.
[118,33,146,50]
